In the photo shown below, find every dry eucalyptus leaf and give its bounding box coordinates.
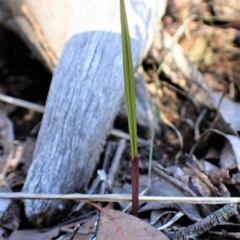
[220,142,237,169]
[183,163,224,196]
[200,160,219,173]
[96,209,169,240]
[114,173,201,222]
[220,135,240,170]
[139,174,202,221]
[150,210,177,225]
[192,129,240,170]
[192,129,240,191]
[204,147,220,160]
[211,92,240,132]
[232,173,240,184]
[185,157,230,196]
[208,168,230,185]
[9,228,60,240]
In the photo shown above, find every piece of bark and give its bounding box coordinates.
[0,0,167,226]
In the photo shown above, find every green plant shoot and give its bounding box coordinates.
[120,0,137,158]
[120,0,139,217]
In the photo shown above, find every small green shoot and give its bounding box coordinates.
[120,0,139,217]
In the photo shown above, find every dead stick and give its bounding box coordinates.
[108,139,126,189]
[1,193,240,204]
[168,203,238,240]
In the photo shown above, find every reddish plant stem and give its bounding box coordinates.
[131,156,139,217]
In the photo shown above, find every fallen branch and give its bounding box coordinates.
[0,193,240,204]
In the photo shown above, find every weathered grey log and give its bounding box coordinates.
[0,0,164,128]
[0,0,167,225]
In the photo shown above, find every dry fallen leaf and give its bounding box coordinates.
[211,92,240,132]
[192,129,240,196]
[150,209,177,226]
[9,228,60,240]
[193,129,240,170]
[208,168,230,186]
[139,174,202,222]
[96,209,169,240]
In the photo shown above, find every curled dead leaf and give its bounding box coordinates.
[192,129,240,170]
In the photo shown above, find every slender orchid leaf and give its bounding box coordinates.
[120,0,137,157]
[120,0,139,217]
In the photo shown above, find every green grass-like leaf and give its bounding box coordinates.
[120,0,138,157]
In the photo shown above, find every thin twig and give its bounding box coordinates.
[156,14,197,75]
[153,162,196,197]
[107,139,126,189]
[69,223,80,240]
[168,203,238,240]
[72,176,101,213]
[185,161,220,196]
[122,188,147,213]
[110,129,149,145]
[72,170,108,213]
[209,91,225,130]
[161,81,200,113]
[1,192,240,204]
[98,170,108,197]
[87,211,101,240]
[160,117,183,162]
[158,212,184,230]
[194,108,207,140]
[222,52,235,98]
[102,142,113,172]
[71,142,114,213]
[0,93,44,113]
[147,106,157,188]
